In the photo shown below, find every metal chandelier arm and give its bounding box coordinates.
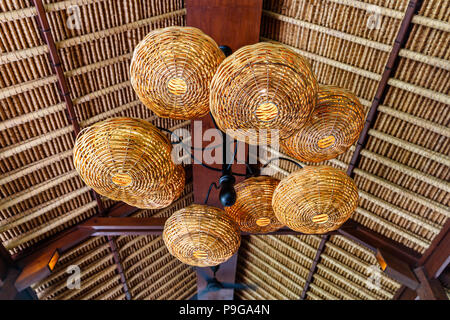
[261,157,304,169]
[156,124,248,177]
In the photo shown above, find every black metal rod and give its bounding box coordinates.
[261,157,303,169]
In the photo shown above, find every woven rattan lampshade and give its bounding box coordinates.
[73,117,183,209]
[163,204,241,267]
[272,166,358,234]
[130,26,225,119]
[281,85,365,162]
[210,42,318,145]
[225,176,283,233]
[124,164,185,209]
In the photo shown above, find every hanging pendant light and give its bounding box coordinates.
[73,117,183,209]
[130,26,225,119]
[272,166,358,234]
[209,42,318,145]
[280,85,365,162]
[124,165,185,209]
[225,176,283,233]
[163,204,241,267]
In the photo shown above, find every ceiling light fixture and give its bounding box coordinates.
[73,117,184,209]
[209,42,318,145]
[130,26,225,119]
[280,85,365,162]
[163,204,241,267]
[73,26,365,267]
[225,176,283,233]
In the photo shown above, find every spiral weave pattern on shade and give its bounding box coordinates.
[125,165,185,209]
[209,42,318,145]
[73,117,183,209]
[163,204,241,267]
[130,26,225,119]
[281,85,365,162]
[272,166,358,234]
[225,176,283,233]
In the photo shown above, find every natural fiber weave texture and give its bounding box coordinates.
[281,85,365,162]
[209,42,318,145]
[225,176,283,233]
[124,164,185,209]
[130,26,225,119]
[272,166,359,234]
[163,204,241,267]
[73,117,182,209]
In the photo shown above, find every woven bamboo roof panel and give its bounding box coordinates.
[236,235,320,300]
[260,0,449,255]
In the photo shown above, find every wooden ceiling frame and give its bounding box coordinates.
[2,0,447,301]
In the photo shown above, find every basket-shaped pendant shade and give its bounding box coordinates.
[124,164,185,209]
[130,26,225,119]
[225,176,283,233]
[272,166,358,234]
[281,85,365,162]
[73,117,183,209]
[210,42,318,145]
[163,204,241,267]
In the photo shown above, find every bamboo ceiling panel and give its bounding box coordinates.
[260,0,449,255]
[236,235,319,300]
[32,237,126,300]
[0,0,187,255]
[307,235,401,300]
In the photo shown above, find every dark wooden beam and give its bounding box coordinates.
[0,245,12,282]
[376,249,419,290]
[80,217,166,236]
[338,220,421,266]
[14,249,59,292]
[393,286,418,300]
[79,217,342,237]
[347,0,424,176]
[414,266,448,300]
[300,235,329,299]
[0,268,20,300]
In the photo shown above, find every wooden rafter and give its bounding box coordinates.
[30,0,128,299]
[346,0,424,177]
